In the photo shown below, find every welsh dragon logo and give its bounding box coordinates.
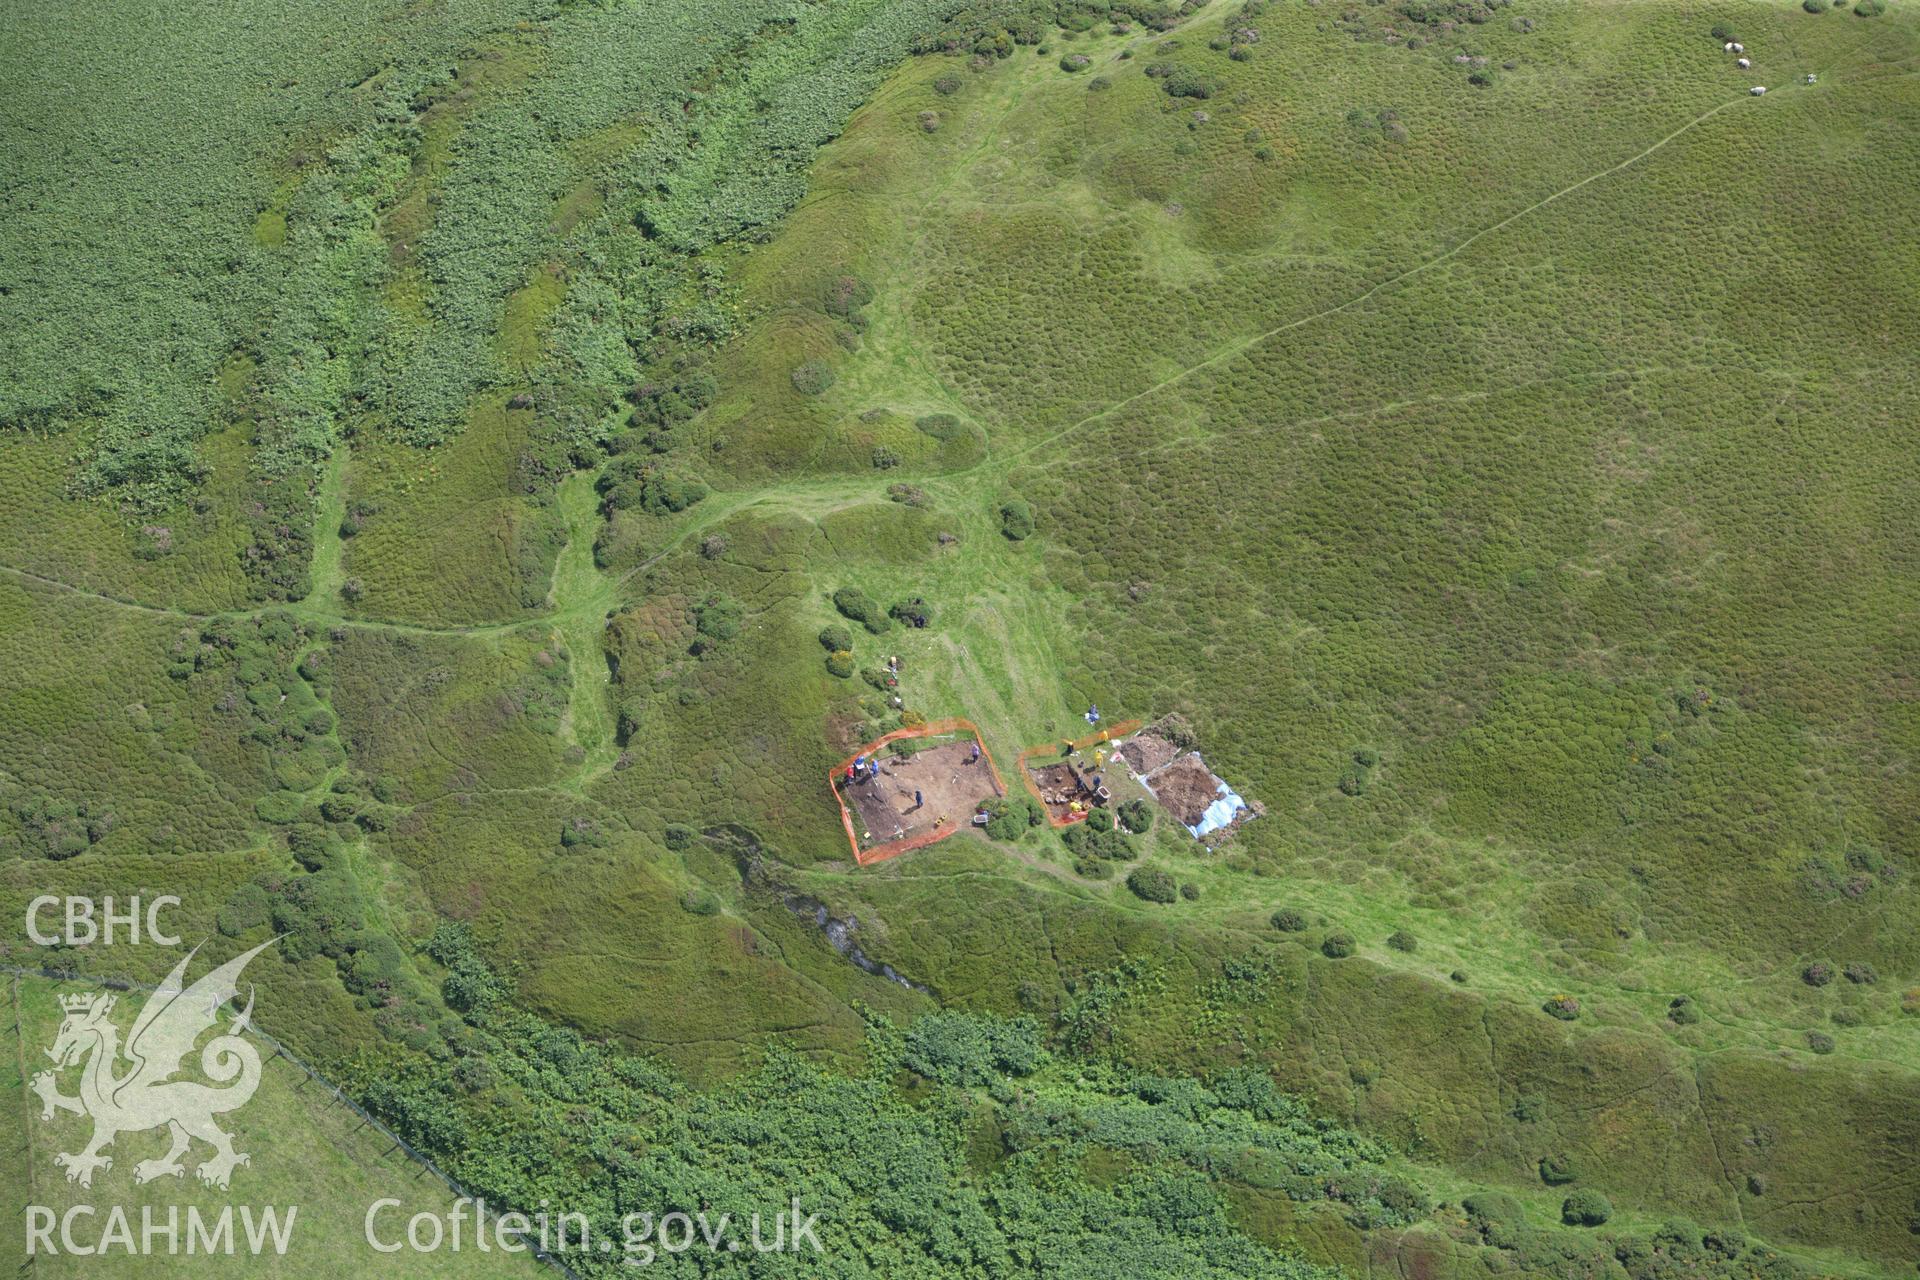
[30,940,274,1190]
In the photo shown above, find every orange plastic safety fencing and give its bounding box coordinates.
[829,718,1008,866]
[1015,719,1143,828]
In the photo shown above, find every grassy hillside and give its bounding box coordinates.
[672,1,1920,1261]
[0,974,539,1277]
[4,0,1918,1275]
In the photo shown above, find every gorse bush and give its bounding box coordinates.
[559,817,608,849]
[889,597,931,628]
[1159,67,1218,99]
[980,795,1044,841]
[629,368,716,447]
[1061,813,1133,862]
[1127,866,1178,903]
[789,360,836,396]
[598,458,708,515]
[1001,499,1035,540]
[1074,855,1113,880]
[1463,1191,1523,1227]
[1562,1189,1612,1227]
[1540,1153,1580,1185]
[692,594,743,643]
[4,794,113,860]
[832,586,890,634]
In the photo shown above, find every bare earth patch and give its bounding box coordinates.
[843,739,1001,851]
[1140,754,1221,827]
[1116,730,1181,776]
[1026,760,1100,823]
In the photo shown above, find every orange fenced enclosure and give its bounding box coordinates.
[1016,720,1142,827]
[829,718,1008,866]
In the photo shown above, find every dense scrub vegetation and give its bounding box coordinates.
[338,926,1427,1278]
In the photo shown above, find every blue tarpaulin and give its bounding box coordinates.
[1189,782,1248,838]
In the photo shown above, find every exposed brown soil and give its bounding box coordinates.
[1144,755,1223,827]
[842,739,1001,850]
[1026,760,1097,823]
[1116,731,1180,776]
